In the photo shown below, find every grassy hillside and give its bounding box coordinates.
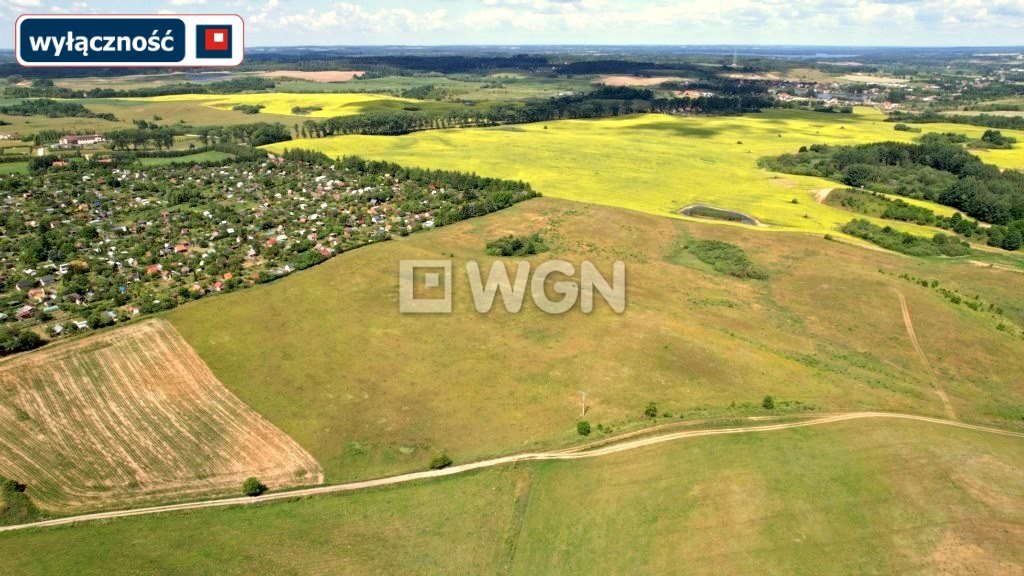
[265,108,1024,234]
[0,418,1020,575]
[167,197,1024,483]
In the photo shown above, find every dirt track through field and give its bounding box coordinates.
[2,411,1019,534]
[897,291,957,420]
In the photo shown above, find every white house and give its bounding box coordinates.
[59,134,104,147]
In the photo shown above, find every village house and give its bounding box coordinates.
[26,288,47,302]
[59,134,105,148]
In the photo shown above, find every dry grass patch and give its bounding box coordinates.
[596,75,688,86]
[0,320,322,514]
[258,70,364,82]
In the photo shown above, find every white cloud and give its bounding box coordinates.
[254,2,449,34]
[238,0,1024,45]
[169,0,206,5]
[0,0,42,9]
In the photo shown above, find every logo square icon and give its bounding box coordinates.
[399,260,452,314]
[196,25,232,59]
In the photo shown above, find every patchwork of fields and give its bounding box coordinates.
[0,418,1021,575]
[0,320,322,514]
[266,108,1024,234]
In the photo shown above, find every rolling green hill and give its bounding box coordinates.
[166,197,1024,483]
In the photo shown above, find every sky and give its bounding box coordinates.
[2,0,1024,47]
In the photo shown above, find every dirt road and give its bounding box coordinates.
[2,411,1019,534]
[897,291,957,420]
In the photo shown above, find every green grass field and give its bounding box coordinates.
[138,151,234,166]
[0,162,27,174]
[265,108,1024,235]
[1,418,1020,575]
[166,197,1024,485]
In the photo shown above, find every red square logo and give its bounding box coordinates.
[204,28,230,51]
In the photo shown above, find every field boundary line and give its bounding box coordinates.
[2,411,1020,534]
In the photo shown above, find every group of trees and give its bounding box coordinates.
[484,233,548,257]
[195,123,292,147]
[888,111,1024,131]
[826,188,986,237]
[762,138,1024,250]
[841,219,973,257]
[0,99,116,121]
[105,126,176,150]
[232,104,264,115]
[4,77,276,100]
[294,88,772,139]
[0,327,44,357]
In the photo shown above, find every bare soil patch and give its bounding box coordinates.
[0,320,323,514]
[596,75,687,86]
[258,70,364,82]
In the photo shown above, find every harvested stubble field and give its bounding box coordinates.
[0,320,322,514]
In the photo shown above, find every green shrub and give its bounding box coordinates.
[241,477,267,497]
[429,452,453,470]
[485,233,548,257]
[232,104,264,115]
[686,240,768,280]
[576,420,591,436]
[762,395,775,410]
[644,402,658,418]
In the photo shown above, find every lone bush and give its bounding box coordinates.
[242,477,267,497]
[644,402,658,418]
[485,233,548,257]
[429,452,453,470]
[1,478,26,493]
[577,420,591,436]
[762,395,775,410]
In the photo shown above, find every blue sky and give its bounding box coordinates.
[2,0,1024,47]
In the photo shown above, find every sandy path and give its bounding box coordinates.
[970,260,1024,274]
[897,292,956,420]
[812,188,834,203]
[3,411,1018,534]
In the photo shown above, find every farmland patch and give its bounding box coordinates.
[0,320,322,514]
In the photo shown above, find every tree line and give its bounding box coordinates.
[888,111,1024,131]
[0,99,116,121]
[760,136,1024,250]
[3,77,276,99]
[295,88,773,138]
